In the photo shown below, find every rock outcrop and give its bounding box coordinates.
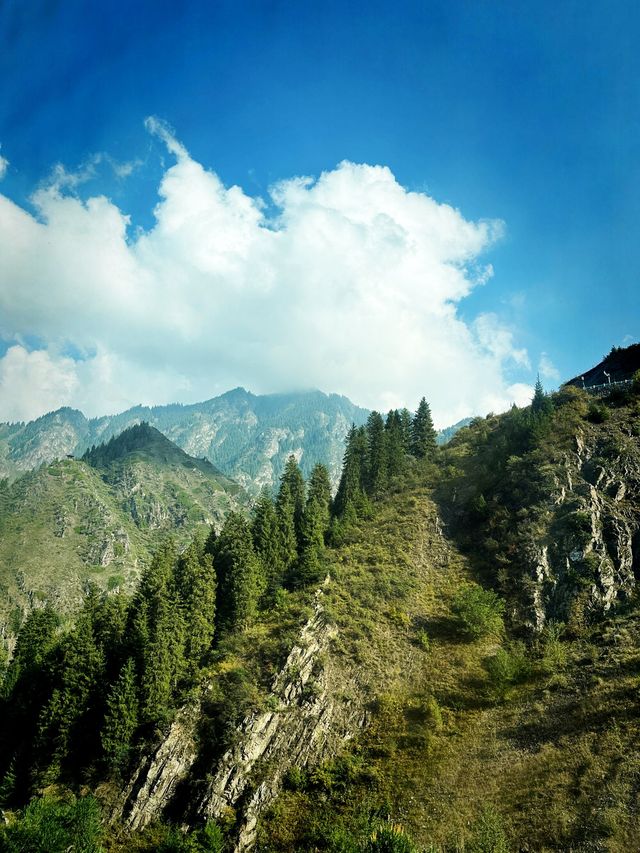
[524,427,640,630]
[115,698,202,831]
[113,585,365,850]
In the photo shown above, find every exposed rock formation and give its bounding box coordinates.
[113,586,365,850]
[116,699,202,831]
[197,589,365,851]
[524,428,640,631]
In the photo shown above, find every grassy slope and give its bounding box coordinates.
[258,466,640,853]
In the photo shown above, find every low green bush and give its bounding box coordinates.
[0,795,103,853]
[451,585,505,639]
[484,642,531,700]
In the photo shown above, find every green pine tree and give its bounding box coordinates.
[279,455,306,546]
[2,606,60,701]
[531,374,553,415]
[399,408,413,452]
[175,542,217,670]
[333,426,370,518]
[293,497,327,588]
[100,658,139,776]
[365,411,388,494]
[252,489,286,603]
[411,397,438,459]
[385,410,406,476]
[215,512,263,633]
[275,480,299,575]
[36,612,105,781]
[140,589,185,726]
[0,758,17,808]
[306,463,332,529]
[130,540,186,726]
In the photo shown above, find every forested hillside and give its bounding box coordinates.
[0,424,245,636]
[1,373,640,852]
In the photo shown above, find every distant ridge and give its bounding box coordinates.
[0,388,370,492]
[0,422,246,624]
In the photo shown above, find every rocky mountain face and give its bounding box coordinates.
[100,481,456,852]
[440,381,640,634]
[0,389,370,493]
[0,424,245,634]
[112,586,367,852]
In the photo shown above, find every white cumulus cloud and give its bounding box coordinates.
[0,120,532,426]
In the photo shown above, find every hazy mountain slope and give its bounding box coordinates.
[0,425,245,630]
[0,389,370,493]
[0,407,91,482]
[436,416,472,445]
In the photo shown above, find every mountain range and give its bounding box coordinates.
[2,355,640,851]
[0,388,469,494]
[0,388,370,493]
[6,353,640,850]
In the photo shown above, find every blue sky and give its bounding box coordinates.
[0,0,638,424]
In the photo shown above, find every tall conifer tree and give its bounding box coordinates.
[275,481,299,574]
[252,489,285,603]
[306,463,332,529]
[385,410,406,476]
[531,374,553,415]
[175,542,217,669]
[100,658,138,776]
[365,411,388,494]
[411,397,438,459]
[279,455,306,545]
[294,498,326,588]
[36,612,105,780]
[214,512,263,633]
[129,540,186,726]
[333,426,369,517]
[399,408,413,452]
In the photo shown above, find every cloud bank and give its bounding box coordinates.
[0,120,532,426]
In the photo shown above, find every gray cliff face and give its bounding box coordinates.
[524,427,640,631]
[114,587,365,850]
[115,699,202,832]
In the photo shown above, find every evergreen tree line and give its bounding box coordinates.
[0,457,333,806]
[332,398,437,524]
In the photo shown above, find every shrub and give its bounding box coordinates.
[451,585,505,639]
[363,824,416,852]
[416,630,430,651]
[198,821,226,852]
[484,642,531,700]
[423,695,443,731]
[538,621,567,674]
[0,795,103,853]
[586,401,610,423]
[284,765,308,791]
